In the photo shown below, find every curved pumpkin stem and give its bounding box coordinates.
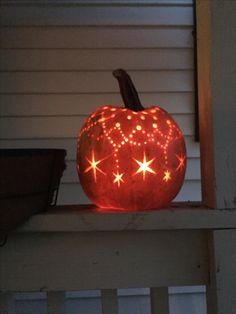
[113,69,144,112]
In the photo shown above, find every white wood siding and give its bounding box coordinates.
[0,0,200,205]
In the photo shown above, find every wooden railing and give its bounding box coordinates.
[1,203,236,314]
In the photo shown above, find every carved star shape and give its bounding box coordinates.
[84,150,106,182]
[175,154,186,172]
[113,171,124,187]
[134,152,156,180]
[163,170,171,182]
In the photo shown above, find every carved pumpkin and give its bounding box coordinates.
[77,69,186,211]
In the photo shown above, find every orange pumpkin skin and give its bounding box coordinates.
[77,105,186,211]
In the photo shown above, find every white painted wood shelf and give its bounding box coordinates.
[18,203,236,232]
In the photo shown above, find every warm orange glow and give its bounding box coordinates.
[113,171,124,187]
[136,125,142,131]
[77,105,186,211]
[134,152,156,180]
[84,151,106,182]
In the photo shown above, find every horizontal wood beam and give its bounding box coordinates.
[0,230,208,291]
[15,204,236,232]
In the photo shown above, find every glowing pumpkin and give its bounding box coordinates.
[77,69,186,211]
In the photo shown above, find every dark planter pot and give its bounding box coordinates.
[0,149,66,234]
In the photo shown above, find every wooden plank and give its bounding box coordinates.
[196,0,215,208]
[196,0,236,209]
[0,135,200,158]
[0,230,208,291]
[0,71,193,94]
[15,205,236,233]
[0,114,195,139]
[209,0,236,209]
[150,287,169,314]
[0,48,194,71]
[101,289,118,314]
[0,6,193,26]
[0,292,15,314]
[57,180,201,205]
[207,229,236,314]
[0,92,195,116]
[0,27,193,49]
[47,292,65,314]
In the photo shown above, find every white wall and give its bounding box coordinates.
[0,0,201,205]
[0,0,205,313]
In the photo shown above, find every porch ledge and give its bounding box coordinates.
[17,202,236,232]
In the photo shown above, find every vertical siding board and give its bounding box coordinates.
[210,0,236,209]
[196,0,215,208]
[197,0,236,209]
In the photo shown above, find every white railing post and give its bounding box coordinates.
[207,230,236,314]
[47,291,65,314]
[150,288,169,314]
[101,289,118,314]
[0,292,15,314]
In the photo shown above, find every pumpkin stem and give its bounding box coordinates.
[113,69,144,112]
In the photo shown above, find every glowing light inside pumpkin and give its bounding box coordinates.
[79,106,185,186]
[77,105,186,210]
